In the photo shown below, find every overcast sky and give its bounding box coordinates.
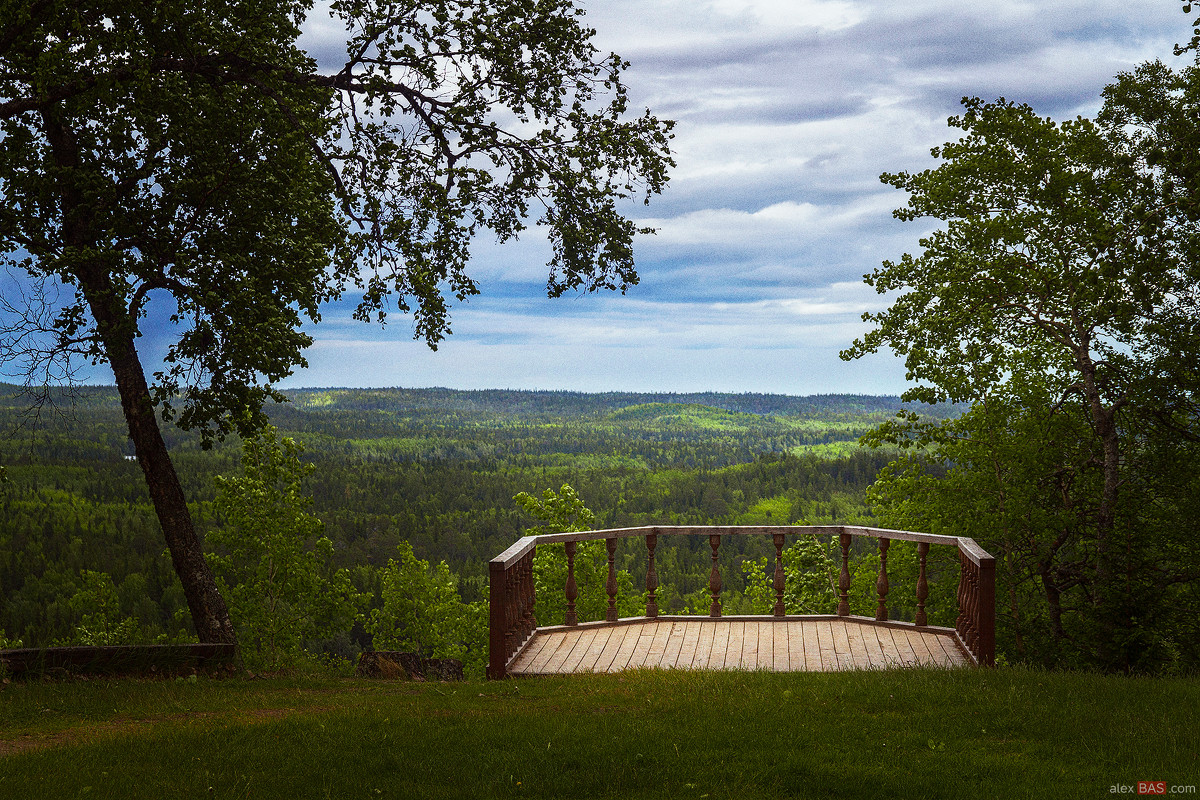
[279,0,1192,396]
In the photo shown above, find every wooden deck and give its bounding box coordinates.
[508,617,969,675]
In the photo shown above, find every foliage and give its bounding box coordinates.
[57,570,139,646]
[365,542,487,675]
[0,386,894,646]
[847,83,1200,672]
[0,0,672,646]
[208,428,365,670]
[0,0,674,438]
[516,484,641,623]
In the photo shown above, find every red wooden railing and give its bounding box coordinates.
[488,525,995,679]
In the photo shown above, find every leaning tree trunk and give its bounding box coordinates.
[42,108,236,647]
[88,286,237,645]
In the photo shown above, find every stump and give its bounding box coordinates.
[355,651,464,681]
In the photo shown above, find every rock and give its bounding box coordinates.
[356,651,464,681]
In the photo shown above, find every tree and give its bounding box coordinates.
[208,427,364,670]
[0,1,673,644]
[365,541,486,674]
[515,483,639,623]
[845,91,1200,671]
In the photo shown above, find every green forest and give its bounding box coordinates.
[0,385,946,671]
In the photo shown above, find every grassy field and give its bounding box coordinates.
[1,666,1196,799]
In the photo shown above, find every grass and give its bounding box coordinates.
[1,666,1197,799]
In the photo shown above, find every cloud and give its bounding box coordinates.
[283,1,1198,394]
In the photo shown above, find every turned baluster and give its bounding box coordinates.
[516,553,529,640]
[645,533,659,618]
[524,550,537,633]
[875,537,891,621]
[837,532,852,616]
[966,560,980,654]
[605,537,618,622]
[915,541,929,627]
[709,534,723,618]
[955,550,968,639]
[504,565,517,656]
[564,541,578,626]
[772,532,786,617]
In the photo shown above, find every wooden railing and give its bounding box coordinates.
[487,525,995,679]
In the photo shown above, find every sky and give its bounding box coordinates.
[4,1,1192,397]
[280,0,1192,396]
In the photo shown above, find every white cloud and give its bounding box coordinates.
[276,0,1194,394]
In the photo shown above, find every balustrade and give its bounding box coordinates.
[487,525,995,679]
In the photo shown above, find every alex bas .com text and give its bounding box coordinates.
[1110,784,1196,795]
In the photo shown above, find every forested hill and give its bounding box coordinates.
[278,387,935,419]
[0,382,947,648]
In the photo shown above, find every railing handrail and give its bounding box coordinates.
[491,524,991,569]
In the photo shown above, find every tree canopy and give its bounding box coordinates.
[0,0,674,644]
[846,73,1200,672]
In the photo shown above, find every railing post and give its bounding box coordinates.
[605,537,618,622]
[772,532,786,617]
[708,534,722,618]
[837,532,851,616]
[645,533,659,618]
[915,541,929,627]
[564,541,578,626]
[977,554,996,667]
[488,560,508,680]
[875,537,890,621]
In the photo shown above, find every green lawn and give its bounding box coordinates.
[1,667,1196,799]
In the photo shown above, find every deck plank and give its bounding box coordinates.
[643,622,672,668]
[560,628,600,672]
[725,622,745,669]
[816,620,837,671]
[772,622,789,672]
[892,627,919,666]
[592,625,628,672]
[660,621,686,668]
[802,621,820,672]
[676,621,702,669]
[604,626,642,672]
[844,621,869,670]
[537,629,583,673]
[625,622,658,668]
[788,621,807,672]
[693,620,719,669]
[935,633,968,666]
[741,621,760,669]
[577,627,614,672]
[907,628,939,665]
[510,634,550,672]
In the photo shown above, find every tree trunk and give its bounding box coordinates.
[86,285,236,645]
[1077,344,1126,668]
[40,109,236,647]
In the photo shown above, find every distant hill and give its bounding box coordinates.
[279,387,956,419]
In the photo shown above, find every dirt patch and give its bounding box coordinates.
[0,705,341,758]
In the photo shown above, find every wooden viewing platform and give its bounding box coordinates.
[489,525,995,679]
[509,617,969,676]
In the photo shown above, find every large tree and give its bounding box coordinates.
[844,90,1200,671]
[0,0,673,644]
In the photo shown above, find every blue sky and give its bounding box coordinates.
[3,1,1191,396]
